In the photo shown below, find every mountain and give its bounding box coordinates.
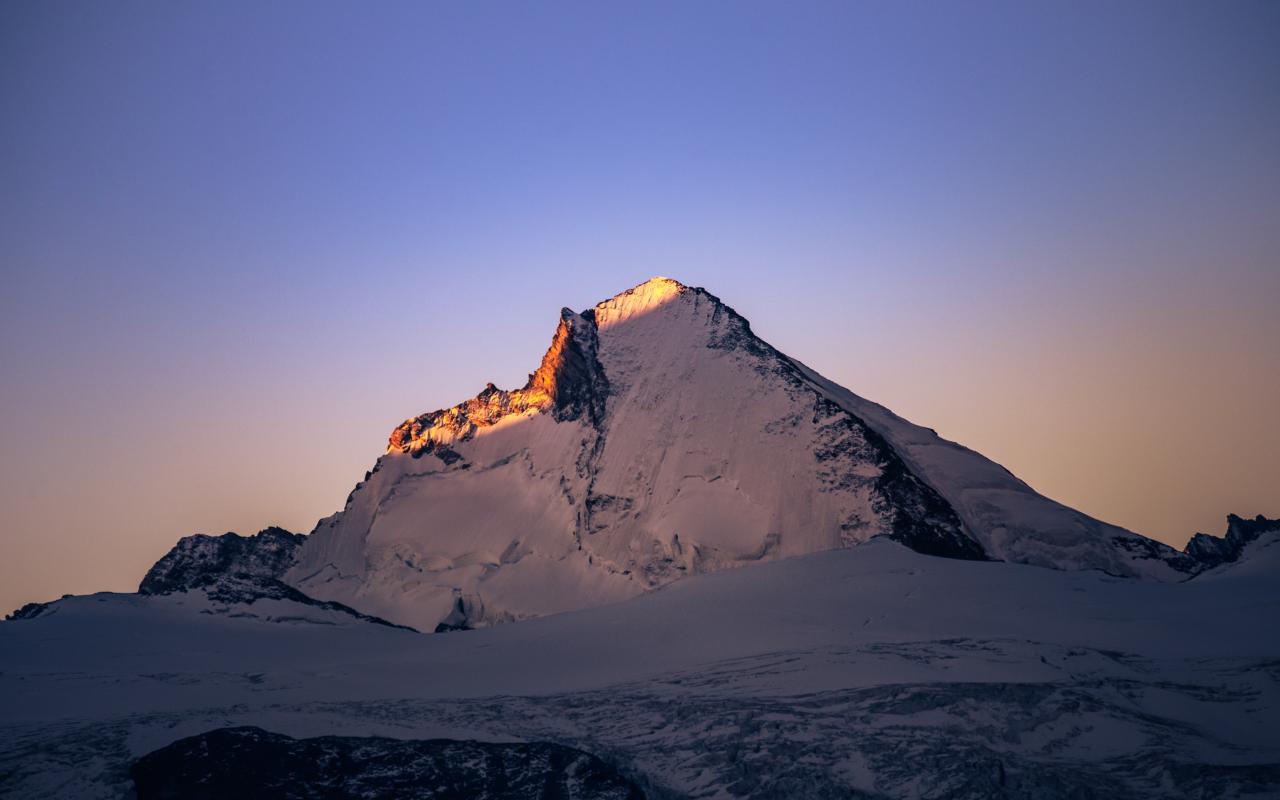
[284,277,1194,631]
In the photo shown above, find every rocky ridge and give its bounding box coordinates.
[388,307,608,461]
[1185,513,1280,569]
[138,526,303,595]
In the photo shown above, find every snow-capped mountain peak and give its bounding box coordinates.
[593,275,688,324]
[275,278,1199,631]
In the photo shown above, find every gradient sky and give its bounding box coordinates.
[2,1,1278,613]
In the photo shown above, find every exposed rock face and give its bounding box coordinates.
[4,598,63,621]
[130,726,646,800]
[139,527,304,595]
[1185,514,1280,569]
[389,308,608,461]
[286,277,1197,632]
[139,527,414,630]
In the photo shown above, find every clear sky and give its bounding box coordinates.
[2,1,1278,613]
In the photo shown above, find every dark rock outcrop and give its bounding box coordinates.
[139,527,415,631]
[139,527,304,595]
[4,597,64,621]
[1185,514,1280,569]
[130,726,646,800]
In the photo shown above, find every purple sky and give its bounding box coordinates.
[2,1,1278,613]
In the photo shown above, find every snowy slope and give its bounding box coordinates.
[6,585,411,634]
[3,540,1278,798]
[795,364,1194,577]
[287,277,1192,631]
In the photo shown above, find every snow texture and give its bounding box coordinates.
[2,539,1278,798]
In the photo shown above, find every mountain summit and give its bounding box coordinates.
[280,278,1194,631]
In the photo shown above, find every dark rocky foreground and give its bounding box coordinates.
[130,726,646,800]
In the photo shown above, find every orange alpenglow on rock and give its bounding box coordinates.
[388,306,608,459]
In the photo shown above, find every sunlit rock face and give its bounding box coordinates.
[388,308,608,461]
[285,277,1196,632]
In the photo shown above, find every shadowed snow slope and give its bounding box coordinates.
[2,540,1278,798]
[285,277,1193,631]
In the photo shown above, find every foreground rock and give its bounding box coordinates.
[131,726,645,800]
